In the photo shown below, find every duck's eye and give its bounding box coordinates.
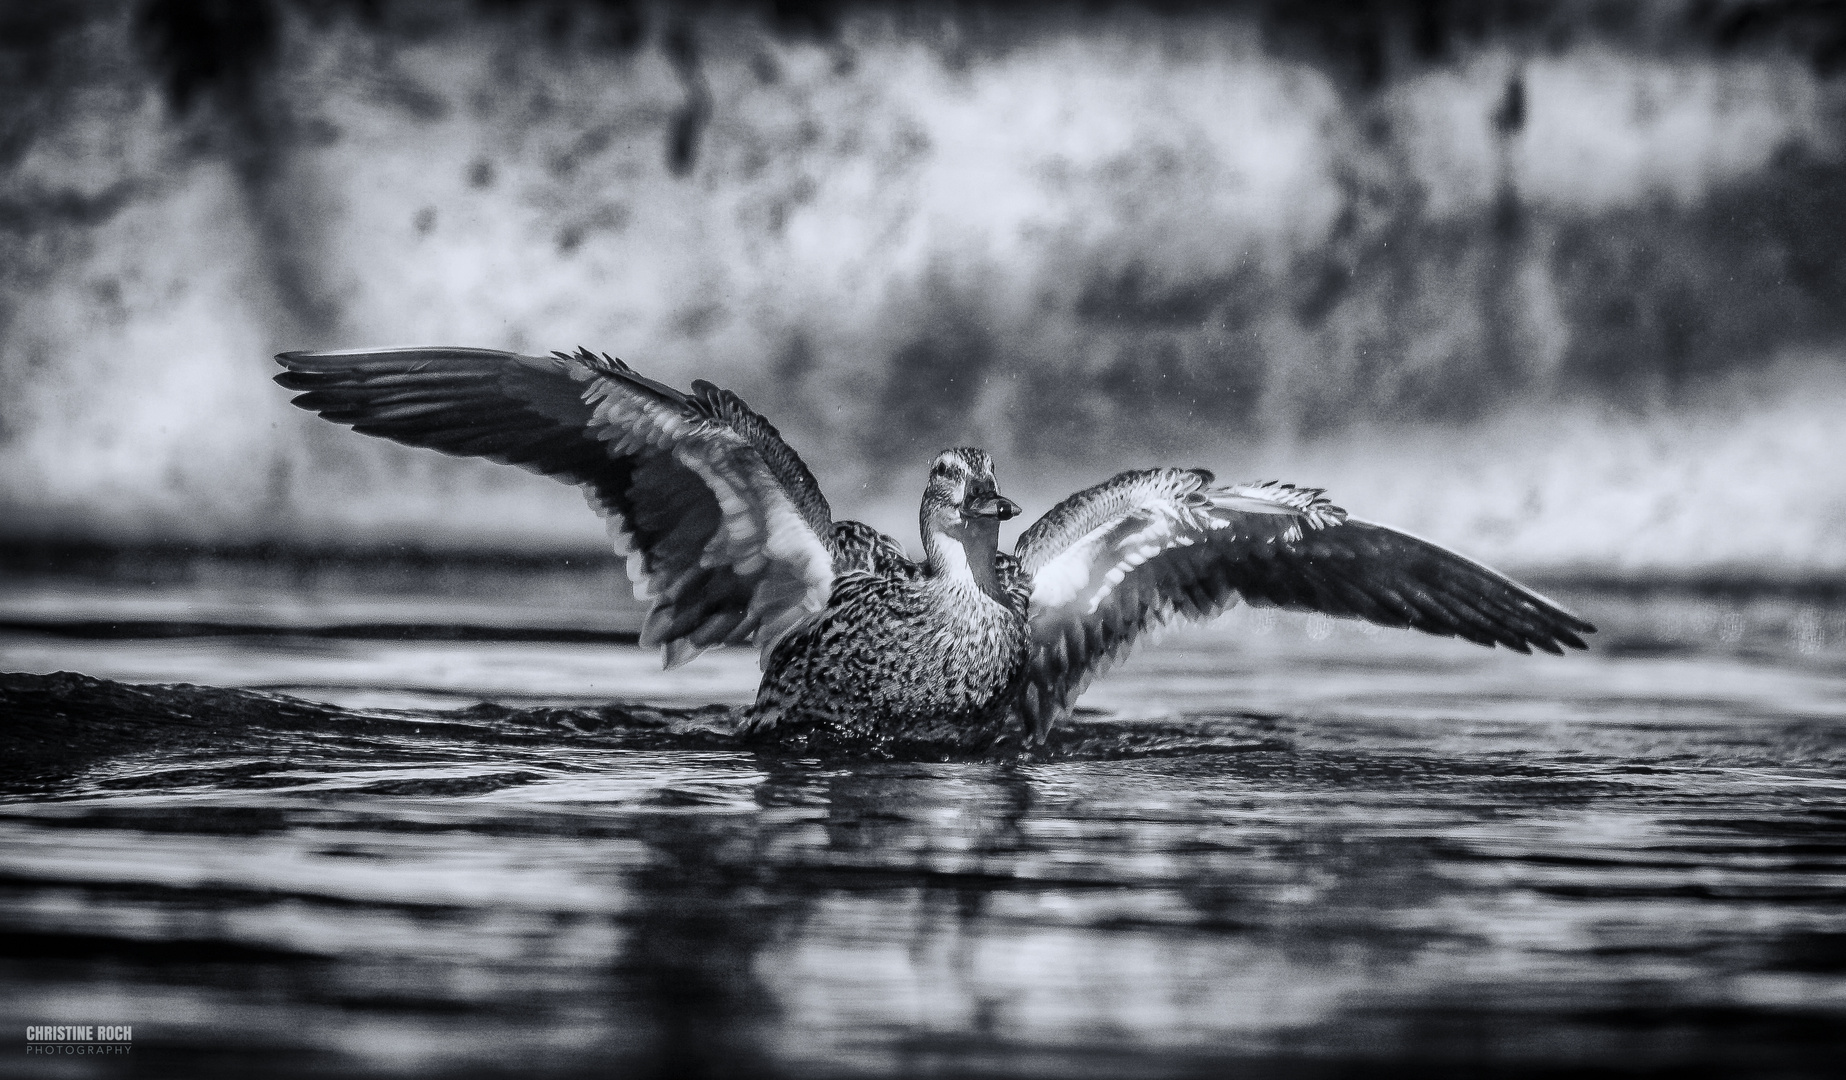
[930,460,970,497]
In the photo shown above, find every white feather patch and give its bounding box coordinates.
[627,550,650,600]
[1029,540,1097,611]
[579,372,836,665]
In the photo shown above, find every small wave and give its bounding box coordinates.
[0,671,1296,796]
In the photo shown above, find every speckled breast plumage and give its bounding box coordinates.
[278,349,1596,759]
[742,559,1031,753]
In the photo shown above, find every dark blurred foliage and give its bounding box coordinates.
[93,2,1846,453]
[117,0,1846,114]
[1558,149,1846,395]
[4,0,1845,551]
[55,1,1846,346]
[1700,0,1846,74]
[136,0,280,117]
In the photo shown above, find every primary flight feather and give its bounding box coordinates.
[276,347,1593,750]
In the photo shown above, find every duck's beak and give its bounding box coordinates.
[964,493,1020,521]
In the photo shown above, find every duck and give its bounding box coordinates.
[276,346,1594,752]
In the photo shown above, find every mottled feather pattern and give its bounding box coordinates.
[741,571,1029,753]
[1012,468,1592,742]
[1016,468,1212,577]
[688,380,834,541]
[1211,481,1348,539]
[568,351,835,663]
[739,449,1031,753]
[829,520,916,577]
[994,552,1032,615]
[277,347,834,669]
[279,348,1592,753]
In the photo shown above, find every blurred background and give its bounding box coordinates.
[2,0,1845,578]
[6,9,1846,1076]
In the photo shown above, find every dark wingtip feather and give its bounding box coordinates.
[1522,600,1593,651]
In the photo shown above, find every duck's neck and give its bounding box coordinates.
[923,517,1006,601]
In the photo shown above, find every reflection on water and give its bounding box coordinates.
[2,577,1845,1077]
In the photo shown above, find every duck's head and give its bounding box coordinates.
[921,447,1019,542]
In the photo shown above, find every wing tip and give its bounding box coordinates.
[661,639,706,670]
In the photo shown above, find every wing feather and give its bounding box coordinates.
[276,346,836,666]
[1013,469,1595,741]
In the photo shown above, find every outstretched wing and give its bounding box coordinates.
[1012,468,1595,741]
[275,346,836,666]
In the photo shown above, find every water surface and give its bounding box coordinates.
[2,566,1844,1077]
